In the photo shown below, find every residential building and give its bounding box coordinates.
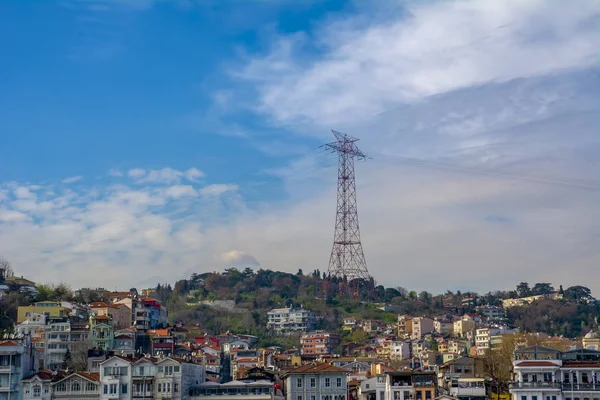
[453,318,475,340]
[412,317,434,340]
[281,364,349,400]
[502,293,562,309]
[155,357,206,400]
[100,355,134,400]
[300,332,340,356]
[114,329,137,357]
[132,356,157,398]
[397,316,413,337]
[17,301,69,323]
[91,301,132,330]
[434,318,455,337]
[0,337,38,400]
[150,329,176,357]
[449,378,486,400]
[223,340,251,354]
[344,317,358,331]
[90,314,115,351]
[475,306,505,320]
[390,341,410,360]
[361,320,387,333]
[43,318,90,371]
[359,375,386,400]
[475,327,517,356]
[447,340,467,356]
[21,370,59,400]
[50,372,100,399]
[582,331,600,350]
[139,298,169,330]
[267,307,317,335]
[17,312,47,338]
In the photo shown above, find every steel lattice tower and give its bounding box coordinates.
[323,130,372,283]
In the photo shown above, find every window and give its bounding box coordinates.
[56,382,66,392]
[532,396,538,400]
[158,383,162,392]
[71,381,81,391]
[86,382,96,391]
[110,383,118,394]
[544,373,553,382]
[311,378,316,387]
[380,391,385,400]
[33,385,41,397]
[298,378,303,388]
[122,384,128,394]
[312,396,316,400]
[104,385,108,394]
[166,382,171,392]
[174,383,179,393]
[298,396,303,400]
[337,377,343,387]
[325,378,331,387]
[174,365,180,372]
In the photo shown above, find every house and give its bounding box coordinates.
[90,314,115,351]
[397,316,413,337]
[51,372,100,399]
[17,301,69,323]
[90,301,132,330]
[390,341,410,360]
[452,318,475,340]
[344,317,358,331]
[448,378,486,400]
[358,375,387,400]
[114,329,137,357]
[223,339,251,354]
[434,318,455,337]
[386,371,438,400]
[99,355,134,399]
[0,337,39,400]
[150,329,176,357]
[475,306,505,320]
[155,356,206,400]
[21,370,62,400]
[132,356,157,398]
[139,298,169,330]
[281,363,350,400]
[267,307,317,336]
[300,332,341,357]
[16,312,47,338]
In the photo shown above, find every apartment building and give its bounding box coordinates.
[475,327,517,356]
[43,318,90,371]
[0,337,38,400]
[434,318,455,336]
[154,357,206,400]
[99,355,134,399]
[389,341,410,360]
[386,371,438,400]
[190,380,283,400]
[90,314,115,351]
[412,317,434,340]
[300,332,341,356]
[397,316,413,337]
[475,305,505,320]
[90,301,132,330]
[17,301,69,323]
[267,307,316,335]
[453,318,475,340]
[282,364,349,400]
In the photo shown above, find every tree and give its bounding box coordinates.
[516,282,531,298]
[62,348,72,370]
[408,291,417,301]
[531,283,554,296]
[296,269,303,276]
[69,340,90,371]
[563,286,594,303]
[0,257,14,279]
[418,291,432,305]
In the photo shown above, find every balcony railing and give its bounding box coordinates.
[562,383,600,392]
[0,365,16,373]
[510,382,562,389]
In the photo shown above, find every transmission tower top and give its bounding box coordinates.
[322,129,372,286]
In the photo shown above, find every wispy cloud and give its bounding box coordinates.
[62,176,83,184]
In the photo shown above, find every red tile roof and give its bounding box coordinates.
[515,361,558,367]
[0,340,19,346]
[283,364,350,375]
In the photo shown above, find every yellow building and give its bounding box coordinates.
[397,315,413,336]
[17,301,69,323]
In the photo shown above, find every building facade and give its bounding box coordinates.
[300,332,341,356]
[267,307,316,335]
[283,364,349,400]
[0,337,38,400]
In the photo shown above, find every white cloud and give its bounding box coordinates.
[183,167,205,182]
[0,209,31,222]
[127,168,146,179]
[137,168,184,184]
[62,176,83,184]
[163,185,197,199]
[237,0,600,128]
[14,187,35,200]
[199,184,238,196]
[221,250,260,267]
[108,169,124,177]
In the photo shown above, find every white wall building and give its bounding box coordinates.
[100,355,134,399]
[155,357,205,400]
[267,307,316,335]
[283,364,349,400]
[0,336,38,400]
[50,372,100,399]
[390,341,411,360]
[43,318,89,371]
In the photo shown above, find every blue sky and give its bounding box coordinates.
[1,0,599,294]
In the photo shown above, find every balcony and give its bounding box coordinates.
[510,382,562,389]
[0,365,16,373]
[0,383,19,392]
[562,383,600,392]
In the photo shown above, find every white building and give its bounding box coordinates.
[0,336,38,400]
[267,307,316,335]
[390,341,411,360]
[448,378,486,400]
[50,372,100,399]
[358,375,387,400]
[16,313,47,337]
[412,317,434,340]
[155,357,206,400]
[100,355,134,399]
[190,380,285,400]
[475,306,505,320]
[22,370,55,400]
[282,364,349,400]
[43,318,89,371]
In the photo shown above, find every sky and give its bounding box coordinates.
[0,0,599,295]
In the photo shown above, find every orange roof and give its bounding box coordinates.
[0,340,19,346]
[515,361,558,367]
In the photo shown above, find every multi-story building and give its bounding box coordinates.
[0,337,38,400]
[343,317,358,331]
[43,318,90,371]
[150,329,176,357]
[155,357,205,400]
[449,378,486,400]
[21,370,59,400]
[475,306,505,320]
[100,355,134,399]
[50,372,100,399]
[582,331,600,350]
[91,301,132,330]
[453,318,475,340]
[267,307,316,335]
[300,332,340,356]
[114,329,137,357]
[132,356,157,398]
[390,341,410,360]
[412,317,434,340]
[397,316,413,337]
[190,380,283,400]
[282,364,349,400]
[475,327,517,356]
[17,301,70,323]
[139,298,169,330]
[16,312,47,338]
[434,318,455,336]
[509,346,600,400]
[90,314,115,351]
